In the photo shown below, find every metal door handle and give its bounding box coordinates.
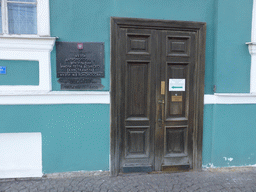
[158,99,165,126]
[161,99,165,125]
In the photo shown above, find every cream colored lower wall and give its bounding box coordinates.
[0,133,42,178]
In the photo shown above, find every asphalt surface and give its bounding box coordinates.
[0,167,256,192]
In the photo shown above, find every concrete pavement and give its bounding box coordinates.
[0,167,256,192]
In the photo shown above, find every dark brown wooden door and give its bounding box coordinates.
[111,18,206,175]
[119,27,157,173]
[155,30,196,171]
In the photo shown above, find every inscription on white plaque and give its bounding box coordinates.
[169,79,185,91]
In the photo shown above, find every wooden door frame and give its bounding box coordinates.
[110,17,206,176]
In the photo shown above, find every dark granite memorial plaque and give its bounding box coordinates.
[56,42,104,90]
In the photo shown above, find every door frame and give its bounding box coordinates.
[110,17,206,176]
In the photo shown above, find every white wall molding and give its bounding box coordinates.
[0,36,56,51]
[37,0,50,36]
[0,91,110,105]
[0,37,56,94]
[246,42,256,93]
[0,0,55,94]
[0,133,42,179]
[246,0,256,93]
[1,92,256,105]
[205,94,256,104]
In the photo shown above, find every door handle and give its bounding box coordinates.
[158,99,165,126]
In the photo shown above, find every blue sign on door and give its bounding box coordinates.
[0,66,6,74]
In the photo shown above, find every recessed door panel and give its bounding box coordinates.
[166,63,188,119]
[125,126,149,158]
[127,34,151,55]
[167,36,191,57]
[165,126,188,157]
[126,62,149,119]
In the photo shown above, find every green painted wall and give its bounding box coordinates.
[202,105,213,166]
[214,0,253,93]
[0,105,110,173]
[2,104,256,173]
[0,60,39,85]
[203,104,256,167]
[50,0,216,94]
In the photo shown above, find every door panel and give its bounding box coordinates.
[111,18,206,175]
[120,28,157,172]
[126,61,149,119]
[156,31,196,169]
[125,126,150,158]
[127,34,151,55]
[167,36,191,57]
[167,63,188,118]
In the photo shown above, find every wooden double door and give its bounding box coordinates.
[111,18,206,175]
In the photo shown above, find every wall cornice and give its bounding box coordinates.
[0,36,56,52]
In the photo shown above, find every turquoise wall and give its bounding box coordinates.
[0,60,39,85]
[214,0,253,93]
[203,104,256,167]
[50,0,216,93]
[202,105,213,166]
[0,105,110,173]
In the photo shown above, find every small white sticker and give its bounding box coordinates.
[169,79,185,91]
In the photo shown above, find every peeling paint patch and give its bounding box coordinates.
[223,157,233,162]
[202,163,216,168]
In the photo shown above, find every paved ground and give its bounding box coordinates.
[0,167,256,192]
